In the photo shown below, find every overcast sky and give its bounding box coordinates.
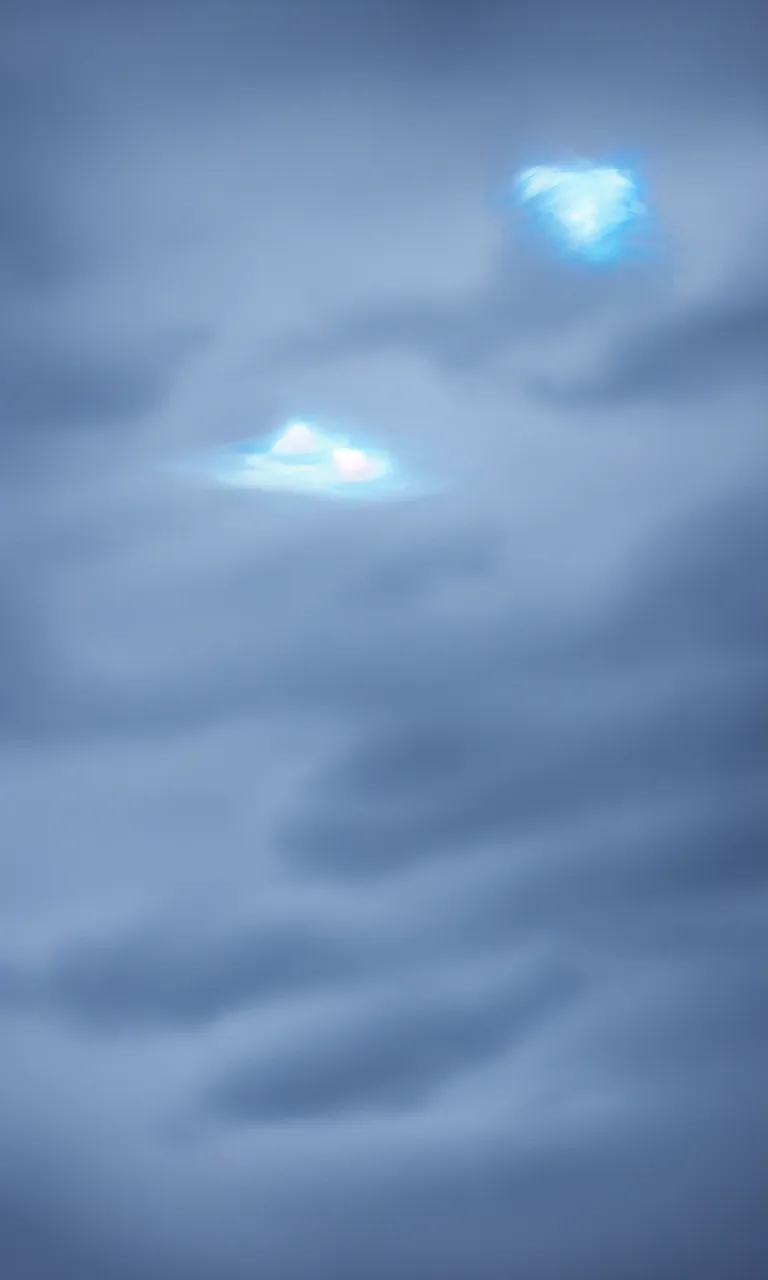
[1,1,767,1277]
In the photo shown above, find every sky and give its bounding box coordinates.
[1,1,767,1276]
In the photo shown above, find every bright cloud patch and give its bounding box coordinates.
[195,422,429,502]
[515,162,647,260]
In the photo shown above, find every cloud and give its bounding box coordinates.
[534,285,768,404]
[0,0,766,1276]
[281,486,768,878]
[263,252,658,377]
[0,60,212,442]
[1,480,762,1152]
[0,64,88,295]
[604,481,768,654]
[12,914,370,1033]
[0,325,211,438]
[206,966,579,1122]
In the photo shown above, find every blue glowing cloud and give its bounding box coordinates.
[192,422,431,503]
[514,162,647,261]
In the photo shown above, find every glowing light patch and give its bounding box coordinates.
[515,163,646,260]
[197,421,427,503]
[332,447,378,481]
[269,422,325,455]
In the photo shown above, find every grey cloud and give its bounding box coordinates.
[0,325,211,436]
[0,1193,133,1280]
[0,179,82,295]
[462,795,768,972]
[0,66,88,294]
[19,915,370,1033]
[207,967,578,1122]
[0,0,766,1275]
[196,954,768,1275]
[0,961,30,1009]
[349,521,505,605]
[0,1158,207,1280]
[30,0,767,99]
[604,483,768,655]
[265,254,658,376]
[275,265,767,399]
[282,488,768,878]
[535,287,768,404]
[0,57,210,442]
[0,559,60,740]
[283,674,767,878]
[366,1105,768,1280]
[198,489,767,1139]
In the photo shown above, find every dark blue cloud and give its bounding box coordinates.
[207,973,578,1122]
[281,487,768,878]
[7,915,371,1032]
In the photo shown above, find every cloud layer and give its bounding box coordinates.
[1,1,767,1278]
